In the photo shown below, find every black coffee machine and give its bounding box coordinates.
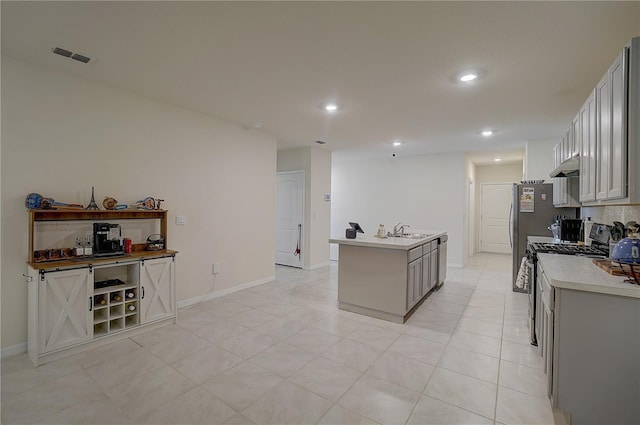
[93,223,124,257]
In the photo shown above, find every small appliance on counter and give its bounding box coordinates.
[93,223,125,257]
[345,222,364,239]
[558,218,582,242]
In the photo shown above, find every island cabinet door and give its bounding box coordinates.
[140,257,176,323]
[421,250,431,296]
[39,268,93,353]
[407,258,422,310]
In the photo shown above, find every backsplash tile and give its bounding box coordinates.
[582,205,640,224]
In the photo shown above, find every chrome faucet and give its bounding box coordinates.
[393,223,409,237]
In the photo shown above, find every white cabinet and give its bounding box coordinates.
[28,257,176,366]
[607,49,627,199]
[406,257,422,310]
[430,246,438,290]
[35,268,93,354]
[552,177,579,207]
[421,250,431,297]
[596,49,628,201]
[552,138,580,207]
[539,269,555,399]
[571,114,580,158]
[140,257,176,323]
[579,90,597,202]
[92,262,141,337]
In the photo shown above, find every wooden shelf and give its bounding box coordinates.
[28,249,178,270]
[28,209,169,264]
[30,209,167,221]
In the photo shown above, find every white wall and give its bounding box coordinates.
[1,56,277,351]
[309,148,332,269]
[465,156,476,258]
[474,163,523,253]
[276,147,331,269]
[524,138,558,181]
[330,153,467,267]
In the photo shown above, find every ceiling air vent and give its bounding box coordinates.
[52,47,72,58]
[71,53,90,63]
[52,47,91,64]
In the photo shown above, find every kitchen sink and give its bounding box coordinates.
[401,233,432,239]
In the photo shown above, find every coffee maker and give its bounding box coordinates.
[93,223,124,257]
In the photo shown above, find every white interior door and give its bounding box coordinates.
[276,171,304,268]
[480,183,512,254]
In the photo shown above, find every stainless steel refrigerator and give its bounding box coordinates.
[510,183,576,292]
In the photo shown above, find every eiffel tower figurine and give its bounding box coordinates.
[85,186,100,210]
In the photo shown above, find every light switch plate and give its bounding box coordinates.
[324,194,331,201]
[176,215,186,225]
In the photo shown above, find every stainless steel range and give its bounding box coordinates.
[528,242,609,257]
[525,225,610,346]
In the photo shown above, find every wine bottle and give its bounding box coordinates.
[111,294,122,302]
[128,304,136,311]
[126,291,135,299]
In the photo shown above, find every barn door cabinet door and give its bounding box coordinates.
[38,268,93,353]
[140,257,176,323]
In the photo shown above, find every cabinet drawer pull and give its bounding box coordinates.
[141,287,145,299]
[89,296,93,312]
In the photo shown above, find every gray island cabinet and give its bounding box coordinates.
[537,254,640,425]
[329,232,446,323]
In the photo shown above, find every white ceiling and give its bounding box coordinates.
[2,1,639,163]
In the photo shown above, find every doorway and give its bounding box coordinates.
[276,171,304,268]
[480,183,512,254]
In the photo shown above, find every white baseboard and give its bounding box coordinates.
[449,263,463,269]
[1,342,27,359]
[177,275,275,310]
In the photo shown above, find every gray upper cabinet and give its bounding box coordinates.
[596,49,627,201]
[565,37,640,205]
[607,49,627,199]
[595,71,610,200]
[579,90,597,202]
[553,133,580,208]
[571,113,580,158]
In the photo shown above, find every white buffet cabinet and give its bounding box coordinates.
[330,232,446,323]
[536,254,640,425]
[26,209,177,366]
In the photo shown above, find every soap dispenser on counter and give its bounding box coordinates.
[377,224,386,238]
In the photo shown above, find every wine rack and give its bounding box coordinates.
[92,263,140,337]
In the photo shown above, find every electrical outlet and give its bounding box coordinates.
[212,263,220,275]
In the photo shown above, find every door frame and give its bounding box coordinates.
[479,182,513,253]
[276,170,306,268]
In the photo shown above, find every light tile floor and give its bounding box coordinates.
[1,253,569,425]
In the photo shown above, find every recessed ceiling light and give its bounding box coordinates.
[482,130,494,137]
[324,103,338,112]
[393,141,402,147]
[452,69,486,84]
[459,73,478,82]
[494,158,502,162]
[252,121,263,128]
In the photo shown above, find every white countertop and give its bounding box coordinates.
[537,253,640,299]
[329,231,445,251]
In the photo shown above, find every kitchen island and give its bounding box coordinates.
[537,254,640,425]
[329,231,446,323]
